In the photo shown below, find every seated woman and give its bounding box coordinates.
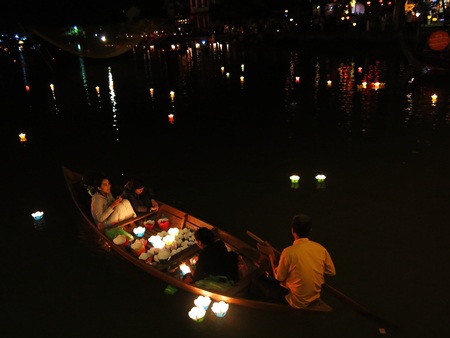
[91,174,136,241]
[121,178,159,214]
[185,228,239,283]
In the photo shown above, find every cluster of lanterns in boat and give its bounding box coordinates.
[188,296,229,322]
[135,227,196,265]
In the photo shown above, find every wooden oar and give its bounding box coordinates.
[246,230,372,316]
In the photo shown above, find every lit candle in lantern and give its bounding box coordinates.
[188,306,206,322]
[19,133,27,143]
[179,263,191,275]
[211,301,229,317]
[194,296,211,310]
[168,114,174,124]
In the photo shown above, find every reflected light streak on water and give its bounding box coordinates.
[49,83,59,114]
[338,61,356,132]
[108,66,119,142]
[78,56,91,106]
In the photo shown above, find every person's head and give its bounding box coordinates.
[125,179,145,195]
[93,174,111,195]
[194,228,214,249]
[291,214,312,238]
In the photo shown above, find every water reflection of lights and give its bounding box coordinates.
[49,83,59,114]
[79,56,91,106]
[108,66,119,141]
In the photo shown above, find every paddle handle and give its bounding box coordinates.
[246,230,266,244]
[246,230,281,256]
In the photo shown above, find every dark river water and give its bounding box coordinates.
[2,36,450,337]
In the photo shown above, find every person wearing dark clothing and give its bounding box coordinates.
[121,179,159,213]
[189,228,239,282]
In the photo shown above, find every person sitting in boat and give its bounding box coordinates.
[255,214,336,309]
[121,178,159,214]
[184,228,239,284]
[91,174,136,241]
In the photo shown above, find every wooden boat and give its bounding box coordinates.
[62,165,364,314]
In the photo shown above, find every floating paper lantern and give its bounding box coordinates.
[194,296,211,311]
[179,263,191,275]
[188,306,206,322]
[31,211,44,221]
[431,94,437,104]
[211,301,229,317]
[290,175,300,184]
[315,174,326,183]
[19,133,27,143]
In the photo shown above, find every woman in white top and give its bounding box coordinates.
[91,174,136,240]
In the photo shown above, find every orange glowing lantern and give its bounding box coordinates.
[149,88,154,98]
[19,133,27,143]
[168,114,174,124]
[431,94,438,104]
[95,86,100,94]
[25,85,30,93]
